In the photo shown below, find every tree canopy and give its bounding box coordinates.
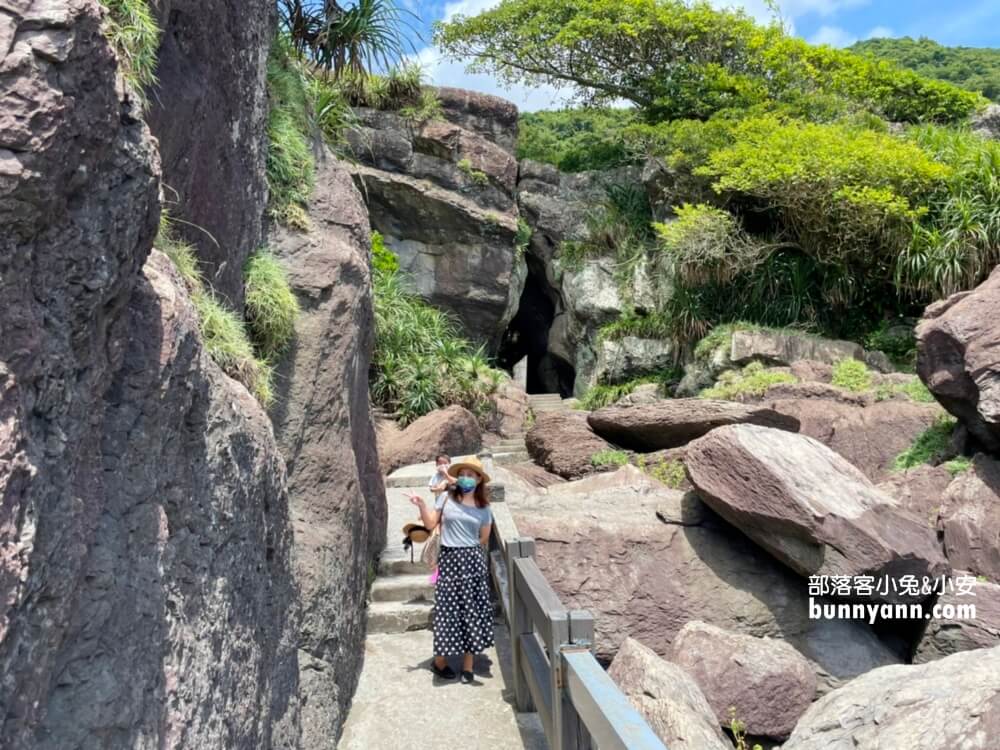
[436,0,985,123]
[851,36,1000,103]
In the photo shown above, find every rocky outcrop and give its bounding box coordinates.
[593,336,675,386]
[608,638,731,750]
[268,151,385,742]
[671,622,817,740]
[763,397,945,482]
[510,469,900,689]
[588,399,799,452]
[686,425,949,601]
[147,0,273,307]
[971,103,1000,140]
[782,646,1000,750]
[913,577,1000,663]
[435,87,519,153]
[0,6,302,742]
[524,411,613,479]
[348,100,525,348]
[378,405,482,474]
[917,266,1000,453]
[937,454,1000,581]
[876,464,954,527]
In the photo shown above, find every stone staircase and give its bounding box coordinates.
[491,393,577,466]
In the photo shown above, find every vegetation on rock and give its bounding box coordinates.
[831,359,873,393]
[98,0,161,107]
[701,362,797,400]
[244,250,301,362]
[893,415,958,470]
[590,449,629,468]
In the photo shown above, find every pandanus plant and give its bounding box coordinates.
[277,0,417,76]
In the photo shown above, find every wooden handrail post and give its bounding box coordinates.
[508,537,535,712]
[550,609,569,750]
[563,610,595,750]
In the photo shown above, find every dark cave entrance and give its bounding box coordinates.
[497,257,576,396]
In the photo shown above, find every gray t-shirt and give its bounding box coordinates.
[434,494,493,548]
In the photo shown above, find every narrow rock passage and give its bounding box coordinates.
[337,467,547,750]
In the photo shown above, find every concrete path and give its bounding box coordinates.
[338,469,546,750]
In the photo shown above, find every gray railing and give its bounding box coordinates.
[481,453,667,750]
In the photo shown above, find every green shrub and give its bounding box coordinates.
[864,320,918,370]
[371,231,400,274]
[308,73,357,152]
[591,449,629,468]
[578,375,669,410]
[654,203,761,285]
[372,249,507,426]
[893,415,957,470]
[700,362,797,400]
[517,108,638,172]
[635,456,687,489]
[944,456,972,475]
[832,359,873,392]
[98,0,160,107]
[244,250,300,362]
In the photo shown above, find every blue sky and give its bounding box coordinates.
[396,0,1000,110]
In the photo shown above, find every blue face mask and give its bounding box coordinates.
[456,476,478,493]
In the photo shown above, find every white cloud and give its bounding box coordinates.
[808,24,857,47]
[864,25,895,39]
[781,0,869,18]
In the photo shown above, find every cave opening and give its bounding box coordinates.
[496,257,576,396]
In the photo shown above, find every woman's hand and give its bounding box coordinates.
[405,491,425,507]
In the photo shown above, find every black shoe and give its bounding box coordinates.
[432,662,456,679]
[460,670,475,684]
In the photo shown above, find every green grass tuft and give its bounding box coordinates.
[831,358,873,392]
[700,362,797,400]
[591,449,629,468]
[893,415,958,470]
[944,456,973,475]
[194,290,274,406]
[267,36,315,227]
[244,249,300,362]
[98,0,161,108]
[156,214,201,291]
[635,455,687,489]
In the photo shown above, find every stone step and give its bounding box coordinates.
[494,451,530,466]
[378,557,432,576]
[367,600,435,634]
[370,573,435,603]
[493,441,527,450]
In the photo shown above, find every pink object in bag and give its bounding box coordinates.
[429,566,439,584]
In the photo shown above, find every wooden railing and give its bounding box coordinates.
[481,453,667,750]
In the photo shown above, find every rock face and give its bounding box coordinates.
[525,411,613,479]
[971,103,1000,140]
[685,425,949,601]
[378,405,482,474]
[730,330,873,369]
[876,464,954,527]
[510,469,900,690]
[348,100,525,348]
[268,151,386,742]
[782,646,1000,750]
[764,397,945,481]
[588,399,800,452]
[608,638,731,750]
[937,454,1000,581]
[147,0,273,307]
[917,266,1000,453]
[913,577,1000,663]
[0,8,302,740]
[671,622,817,740]
[593,336,675,386]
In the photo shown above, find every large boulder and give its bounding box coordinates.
[913,576,1000,663]
[876,464,955,527]
[685,425,949,601]
[147,0,273,307]
[268,151,386,742]
[917,266,1000,453]
[782,646,1000,750]
[378,405,482,474]
[671,621,817,740]
[436,86,520,153]
[764,397,946,481]
[608,638,731,750]
[588,399,800,452]
[510,469,900,690]
[524,411,613,479]
[731,329,867,368]
[937,454,1000,581]
[347,97,526,349]
[593,336,675,386]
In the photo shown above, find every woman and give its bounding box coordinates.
[407,455,494,683]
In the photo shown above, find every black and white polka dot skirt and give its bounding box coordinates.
[433,545,495,656]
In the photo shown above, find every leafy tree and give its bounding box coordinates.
[518,108,638,172]
[436,0,984,123]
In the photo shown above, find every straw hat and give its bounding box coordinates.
[402,522,431,543]
[448,454,491,484]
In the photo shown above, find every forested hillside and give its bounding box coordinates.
[851,37,1000,102]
